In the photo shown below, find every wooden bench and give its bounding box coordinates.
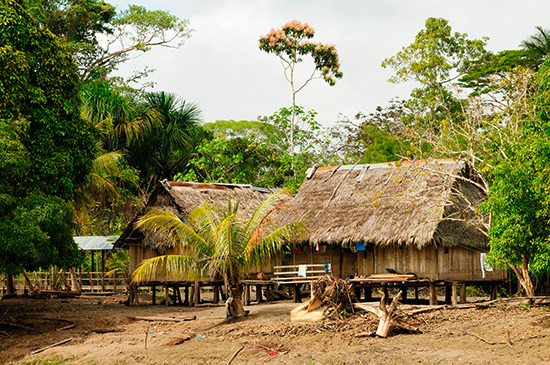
[273,264,332,302]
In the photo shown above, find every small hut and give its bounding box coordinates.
[278,159,505,284]
[115,180,276,282]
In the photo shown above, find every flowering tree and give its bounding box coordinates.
[259,20,342,157]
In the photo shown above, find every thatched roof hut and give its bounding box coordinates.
[116,180,275,250]
[280,159,488,250]
[276,159,503,282]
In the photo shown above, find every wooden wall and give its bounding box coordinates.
[281,244,357,279]
[356,244,506,281]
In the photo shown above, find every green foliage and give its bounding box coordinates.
[382,17,488,128]
[0,193,81,274]
[25,0,192,81]
[483,58,550,280]
[0,0,94,274]
[181,107,332,191]
[106,249,129,278]
[0,0,96,200]
[128,91,202,189]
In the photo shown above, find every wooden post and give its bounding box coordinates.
[244,284,250,305]
[414,287,419,302]
[429,282,438,305]
[184,284,190,306]
[152,285,156,305]
[399,286,407,303]
[113,273,117,293]
[101,251,106,292]
[176,287,182,304]
[293,284,301,303]
[194,281,199,307]
[460,283,467,304]
[256,284,263,303]
[165,286,170,306]
[451,283,458,306]
[213,284,219,304]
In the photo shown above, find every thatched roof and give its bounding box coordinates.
[279,159,488,250]
[115,180,274,249]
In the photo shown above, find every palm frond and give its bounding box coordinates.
[131,255,200,283]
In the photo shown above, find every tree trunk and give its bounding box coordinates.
[6,274,16,297]
[226,278,246,318]
[510,256,535,297]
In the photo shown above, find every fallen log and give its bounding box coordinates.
[127,315,196,322]
[31,338,72,355]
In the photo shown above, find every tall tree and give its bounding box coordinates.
[129,91,202,190]
[259,20,342,157]
[132,190,307,318]
[26,0,193,81]
[521,26,550,69]
[0,0,95,283]
[382,17,488,128]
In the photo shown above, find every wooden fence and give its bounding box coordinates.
[4,270,127,294]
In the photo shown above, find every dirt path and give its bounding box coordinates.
[2,295,550,364]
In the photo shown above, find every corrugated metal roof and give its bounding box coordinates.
[74,236,119,250]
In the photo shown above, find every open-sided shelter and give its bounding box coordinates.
[278,159,505,282]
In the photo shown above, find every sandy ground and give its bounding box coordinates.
[2,293,550,365]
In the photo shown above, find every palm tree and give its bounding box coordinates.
[131,190,307,318]
[520,26,550,69]
[128,91,203,191]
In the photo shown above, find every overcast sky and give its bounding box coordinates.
[109,0,550,126]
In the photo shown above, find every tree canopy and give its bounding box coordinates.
[0,0,95,275]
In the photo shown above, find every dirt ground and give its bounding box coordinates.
[1,293,550,365]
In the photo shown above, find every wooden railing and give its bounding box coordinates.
[6,271,127,294]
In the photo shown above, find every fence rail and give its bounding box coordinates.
[4,271,127,294]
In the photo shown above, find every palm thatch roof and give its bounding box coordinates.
[279,159,488,250]
[115,180,275,249]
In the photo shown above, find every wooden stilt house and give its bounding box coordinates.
[278,159,505,283]
[115,180,276,281]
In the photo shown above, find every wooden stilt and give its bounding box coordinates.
[213,284,219,304]
[244,284,250,305]
[152,285,156,305]
[414,287,419,302]
[256,284,263,303]
[194,281,199,307]
[429,282,438,305]
[184,285,190,306]
[491,284,498,300]
[460,283,467,303]
[451,283,458,306]
[165,286,170,306]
